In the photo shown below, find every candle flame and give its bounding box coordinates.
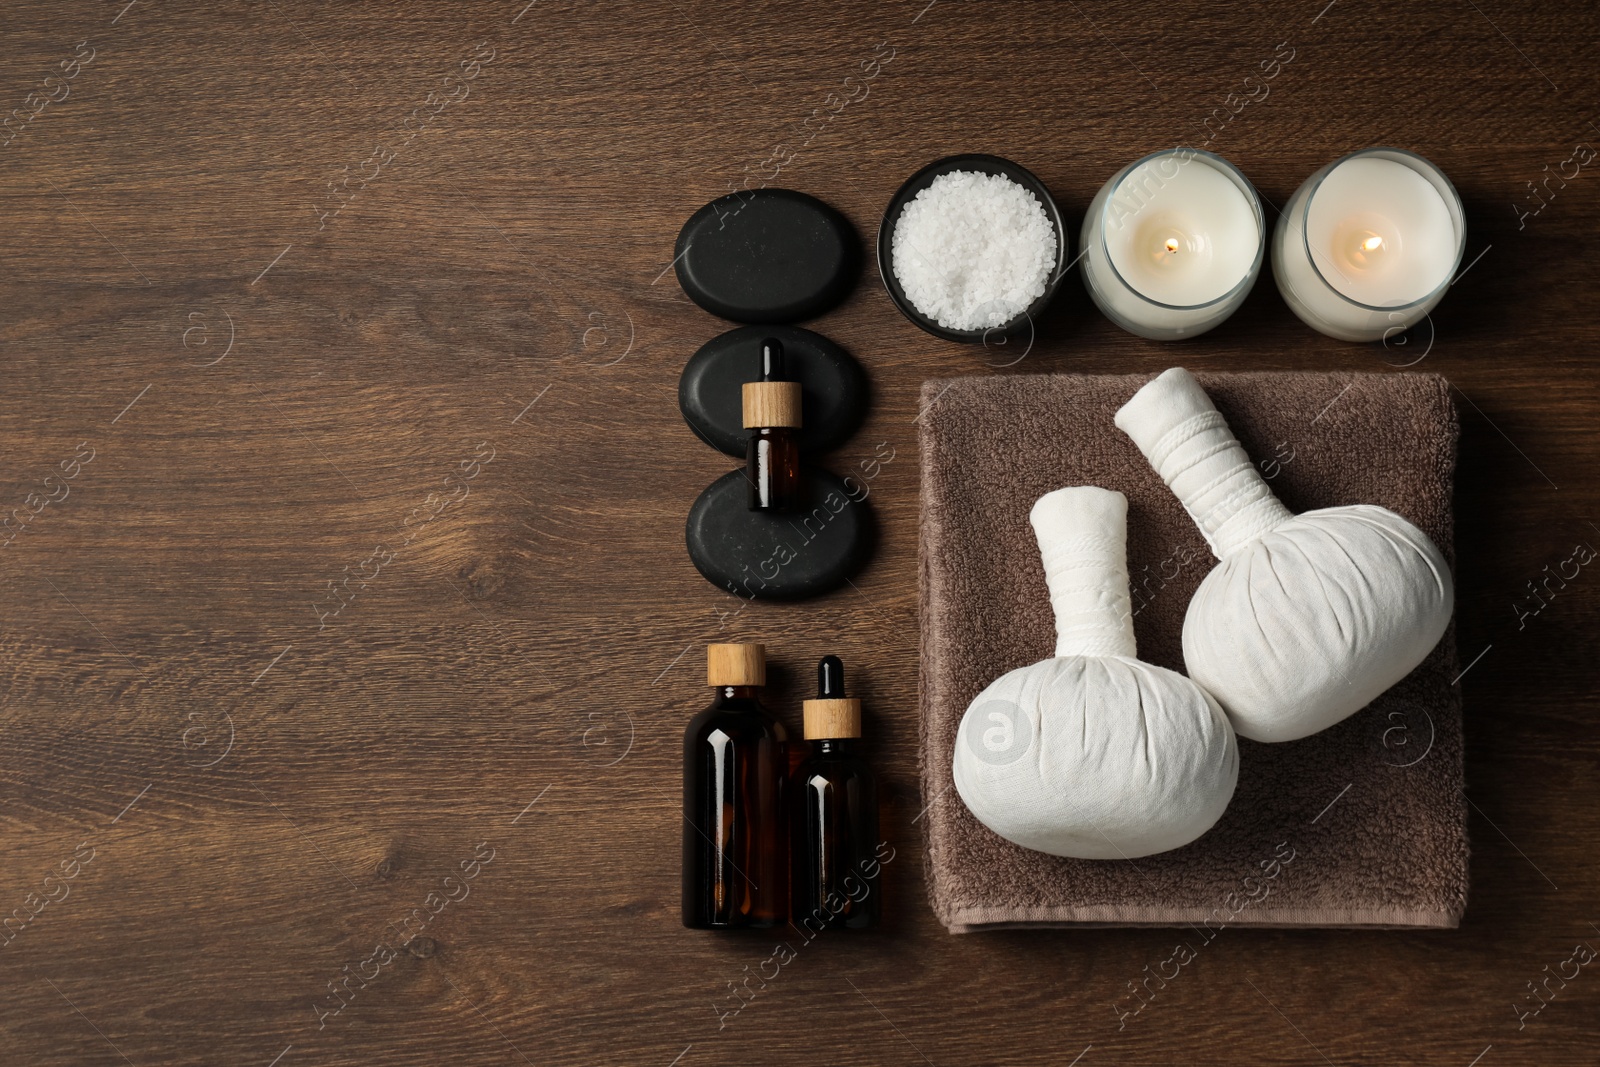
[1164,238,1180,254]
[1361,235,1384,252]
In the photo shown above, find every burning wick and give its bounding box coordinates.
[1164,238,1180,255]
[1362,235,1384,252]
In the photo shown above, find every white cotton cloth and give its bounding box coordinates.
[952,487,1239,859]
[1115,367,1454,743]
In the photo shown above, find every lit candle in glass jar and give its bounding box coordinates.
[1273,148,1465,342]
[1081,149,1264,340]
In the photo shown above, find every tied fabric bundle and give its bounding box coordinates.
[953,487,1239,859]
[1115,368,1454,743]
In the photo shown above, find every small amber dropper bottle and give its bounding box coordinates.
[791,655,881,931]
[682,643,788,929]
[743,338,802,512]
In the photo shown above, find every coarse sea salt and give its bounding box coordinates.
[891,170,1057,331]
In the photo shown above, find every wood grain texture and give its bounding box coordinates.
[1,1,1598,1064]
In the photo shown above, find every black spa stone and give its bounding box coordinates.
[679,325,868,457]
[674,189,859,324]
[685,467,873,601]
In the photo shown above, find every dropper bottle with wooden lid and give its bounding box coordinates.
[791,655,882,931]
[682,643,789,929]
[743,338,801,512]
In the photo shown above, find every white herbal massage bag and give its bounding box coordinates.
[952,486,1239,859]
[1115,367,1454,743]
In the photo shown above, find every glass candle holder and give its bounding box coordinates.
[1273,147,1465,343]
[1081,149,1265,341]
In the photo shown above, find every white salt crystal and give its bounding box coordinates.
[891,170,1058,331]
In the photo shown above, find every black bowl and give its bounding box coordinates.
[876,154,1070,344]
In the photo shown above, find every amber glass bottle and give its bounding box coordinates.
[743,338,801,513]
[791,656,880,931]
[682,643,788,929]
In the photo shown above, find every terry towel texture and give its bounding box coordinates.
[918,371,1466,933]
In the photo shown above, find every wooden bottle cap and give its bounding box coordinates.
[803,698,861,739]
[742,381,802,429]
[707,643,765,686]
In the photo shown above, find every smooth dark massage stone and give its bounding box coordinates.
[674,189,859,323]
[685,467,873,601]
[680,325,868,457]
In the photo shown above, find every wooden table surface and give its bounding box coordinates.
[2,1,1598,1064]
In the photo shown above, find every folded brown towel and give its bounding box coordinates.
[918,371,1465,932]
